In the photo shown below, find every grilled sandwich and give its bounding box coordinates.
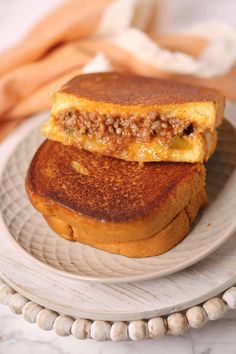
[26,140,206,257]
[42,73,224,163]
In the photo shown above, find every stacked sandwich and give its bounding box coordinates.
[26,73,225,258]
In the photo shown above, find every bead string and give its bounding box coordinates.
[0,278,235,342]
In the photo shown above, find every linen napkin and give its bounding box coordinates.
[0,0,236,141]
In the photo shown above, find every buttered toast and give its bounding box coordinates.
[26,140,206,256]
[42,73,224,163]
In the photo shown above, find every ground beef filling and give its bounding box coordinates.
[57,109,194,150]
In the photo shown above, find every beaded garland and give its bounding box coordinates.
[0,278,235,342]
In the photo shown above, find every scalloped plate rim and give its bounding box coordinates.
[0,101,236,283]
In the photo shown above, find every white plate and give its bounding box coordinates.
[0,102,236,283]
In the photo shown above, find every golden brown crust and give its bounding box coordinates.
[82,211,190,257]
[42,73,224,163]
[51,73,225,132]
[185,188,207,223]
[44,187,207,258]
[61,72,224,109]
[26,140,206,243]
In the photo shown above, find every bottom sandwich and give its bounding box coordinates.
[26,140,206,258]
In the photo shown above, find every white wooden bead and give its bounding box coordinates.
[36,309,58,331]
[0,284,15,305]
[203,298,227,320]
[110,322,128,342]
[22,302,43,323]
[91,320,111,341]
[222,287,236,309]
[71,319,92,339]
[9,293,28,314]
[167,313,189,335]
[128,320,148,341]
[148,317,167,338]
[1,273,236,341]
[53,315,74,336]
[186,306,208,328]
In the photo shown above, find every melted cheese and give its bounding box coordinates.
[41,118,208,162]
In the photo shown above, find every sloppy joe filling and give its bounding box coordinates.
[57,109,194,150]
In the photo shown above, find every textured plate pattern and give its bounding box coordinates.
[0,114,236,283]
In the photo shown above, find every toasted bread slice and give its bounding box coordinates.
[26,140,206,243]
[41,73,224,162]
[44,188,207,257]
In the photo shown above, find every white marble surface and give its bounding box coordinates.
[0,304,236,354]
[1,1,236,353]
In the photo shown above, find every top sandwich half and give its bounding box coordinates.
[42,73,225,163]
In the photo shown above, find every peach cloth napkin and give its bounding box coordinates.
[0,0,236,142]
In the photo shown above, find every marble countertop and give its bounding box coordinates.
[0,304,236,354]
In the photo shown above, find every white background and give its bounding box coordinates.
[0,1,236,353]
